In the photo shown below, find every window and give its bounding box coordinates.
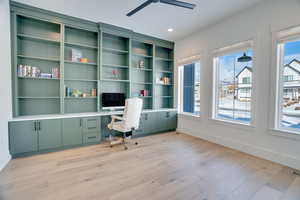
[240,88,251,93]
[242,77,251,84]
[283,75,293,82]
[214,48,253,124]
[277,39,300,131]
[178,62,201,115]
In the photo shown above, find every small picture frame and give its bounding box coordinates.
[138,60,145,68]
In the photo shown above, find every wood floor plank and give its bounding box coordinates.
[281,177,300,200]
[0,132,298,200]
[251,186,282,200]
[267,167,297,192]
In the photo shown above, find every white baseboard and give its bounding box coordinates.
[0,153,11,172]
[177,128,300,171]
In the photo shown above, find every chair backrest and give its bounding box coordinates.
[123,97,143,130]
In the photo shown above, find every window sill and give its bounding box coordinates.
[209,118,255,131]
[270,128,300,141]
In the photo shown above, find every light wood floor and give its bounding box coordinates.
[0,132,299,200]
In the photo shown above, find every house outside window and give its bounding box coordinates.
[213,45,253,124]
[178,62,201,115]
[276,38,300,131]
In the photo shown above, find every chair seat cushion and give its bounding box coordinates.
[108,121,131,133]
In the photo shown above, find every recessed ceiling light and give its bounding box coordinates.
[168,28,173,32]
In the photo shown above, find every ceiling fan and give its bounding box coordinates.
[127,0,196,17]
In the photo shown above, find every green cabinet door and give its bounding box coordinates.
[83,117,100,133]
[143,113,156,134]
[83,117,101,144]
[9,121,38,155]
[62,118,83,146]
[165,112,177,130]
[154,112,166,132]
[153,111,177,133]
[170,112,177,130]
[38,119,62,150]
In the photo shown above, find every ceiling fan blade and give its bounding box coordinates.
[127,0,153,16]
[160,0,196,9]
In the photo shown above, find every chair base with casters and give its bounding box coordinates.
[108,130,138,150]
[107,98,143,150]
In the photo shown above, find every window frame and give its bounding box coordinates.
[275,34,300,133]
[212,40,255,126]
[178,60,201,116]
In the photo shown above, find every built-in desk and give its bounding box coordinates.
[9,109,176,122]
[8,109,177,157]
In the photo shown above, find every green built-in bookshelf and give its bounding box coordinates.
[131,40,154,110]
[11,6,174,117]
[15,15,61,116]
[64,26,99,114]
[155,46,174,109]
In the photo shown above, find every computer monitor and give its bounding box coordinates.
[102,93,126,110]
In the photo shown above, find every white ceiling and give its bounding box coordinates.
[14,0,264,41]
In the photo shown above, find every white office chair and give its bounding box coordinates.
[107,97,143,150]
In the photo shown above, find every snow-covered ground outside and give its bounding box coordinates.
[217,96,251,123]
[281,102,300,129]
[217,96,300,128]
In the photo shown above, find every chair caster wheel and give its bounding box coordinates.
[135,142,138,145]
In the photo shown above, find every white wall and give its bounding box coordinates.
[0,0,12,171]
[175,0,300,170]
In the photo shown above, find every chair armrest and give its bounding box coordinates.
[111,115,124,121]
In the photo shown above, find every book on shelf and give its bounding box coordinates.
[71,48,82,62]
[18,64,59,79]
[140,89,149,97]
[156,76,171,85]
[65,86,97,98]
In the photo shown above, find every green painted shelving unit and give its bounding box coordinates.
[11,2,175,117]
[155,46,174,109]
[14,15,61,116]
[131,40,154,110]
[63,26,99,114]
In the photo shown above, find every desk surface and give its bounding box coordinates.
[9,109,177,122]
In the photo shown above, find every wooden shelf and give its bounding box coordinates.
[132,82,153,85]
[133,53,153,58]
[65,79,98,82]
[64,97,97,99]
[64,60,97,66]
[65,42,98,49]
[156,83,173,86]
[158,96,173,98]
[102,64,129,69]
[155,57,173,62]
[139,96,153,98]
[18,97,60,99]
[17,55,60,62]
[132,67,152,72]
[17,33,60,44]
[102,47,129,54]
[101,79,130,83]
[18,76,59,81]
[157,70,173,74]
